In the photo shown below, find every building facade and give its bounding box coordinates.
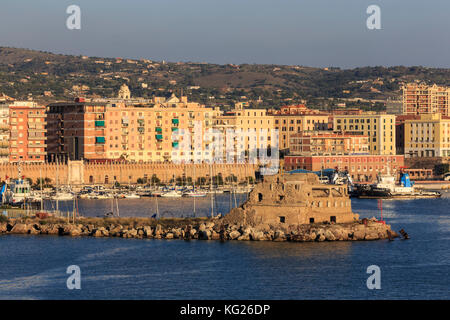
[289,131,369,156]
[333,114,396,155]
[402,83,449,116]
[0,103,9,162]
[268,105,329,151]
[9,101,47,163]
[284,154,405,182]
[47,96,220,163]
[404,113,450,158]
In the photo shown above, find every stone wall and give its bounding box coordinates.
[0,161,258,185]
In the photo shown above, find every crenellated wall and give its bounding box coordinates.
[0,161,258,185]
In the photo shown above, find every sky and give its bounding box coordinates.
[0,0,449,68]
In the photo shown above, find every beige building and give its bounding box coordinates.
[47,95,220,163]
[213,104,275,163]
[333,114,396,155]
[268,105,329,151]
[404,113,450,158]
[402,83,449,116]
[0,103,9,162]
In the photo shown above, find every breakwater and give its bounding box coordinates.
[0,216,398,242]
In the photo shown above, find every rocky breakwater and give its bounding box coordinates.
[0,216,398,242]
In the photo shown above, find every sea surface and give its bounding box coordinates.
[0,192,449,300]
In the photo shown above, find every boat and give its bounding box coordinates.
[4,178,32,204]
[352,171,442,199]
[52,192,75,201]
[160,190,182,198]
[183,190,207,197]
[124,193,140,199]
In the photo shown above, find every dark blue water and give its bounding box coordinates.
[0,192,449,299]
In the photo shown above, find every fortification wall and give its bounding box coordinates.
[0,162,258,185]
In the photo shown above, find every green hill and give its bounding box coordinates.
[1,47,449,110]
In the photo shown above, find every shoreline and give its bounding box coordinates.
[0,216,399,242]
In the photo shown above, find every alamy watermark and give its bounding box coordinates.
[66,265,81,290]
[170,122,280,175]
[366,5,381,30]
[366,265,381,290]
[66,5,81,30]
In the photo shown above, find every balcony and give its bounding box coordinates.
[95,137,106,144]
[28,136,45,140]
[28,151,47,156]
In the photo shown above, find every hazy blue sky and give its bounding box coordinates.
[0,0,449,68]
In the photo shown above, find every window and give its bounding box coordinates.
[280,216,286,223]
[330,216,336,223]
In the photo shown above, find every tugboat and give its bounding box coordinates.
[352,170,441,199]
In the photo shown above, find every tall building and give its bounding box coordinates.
[268,105,329,151]
[9,101,47,163]
[47,96,219,163]
[0,103,9,162]
[402,83,449,116]
[289,131,369,156]
[404,113,450,158]
[333,114,396,155]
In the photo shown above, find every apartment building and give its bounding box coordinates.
[402,83,449,116]
[213,105,274,162]
[333,114,396,155]
[404,113,450,158]
[9,101,47,162]
[47,96,219,163]
[0,104,9,162]
[289,131,369,156]
[268,105,329,151]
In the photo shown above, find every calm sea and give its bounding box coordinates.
[0,192,449,299]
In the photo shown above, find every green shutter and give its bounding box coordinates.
[156,134,163,140]
[172,118,179,124]
[155,127,163,132]
[95,120,105,127]
[96,137,105,143]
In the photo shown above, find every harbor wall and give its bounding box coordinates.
[0,161,258,186]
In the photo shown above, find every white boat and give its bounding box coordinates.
[52,192,75,201]
[7,179,32,203]
[124,193,140,199]
[183,190,207,197]
[161,190,182,198]
[354,171,441,199]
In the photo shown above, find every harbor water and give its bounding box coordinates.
[0,192,449,299]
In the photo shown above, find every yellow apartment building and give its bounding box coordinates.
[268,105,329,151]
[333,114,396,155]
[213,105,275,162]
[404,113,450,158]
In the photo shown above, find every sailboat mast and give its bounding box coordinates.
[40,167,43,211]
[210,164,214,217]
